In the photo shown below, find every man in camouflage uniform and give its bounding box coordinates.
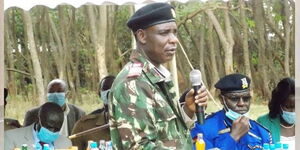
[109,3,208,150]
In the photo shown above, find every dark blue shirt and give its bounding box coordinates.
[191,110,272,150]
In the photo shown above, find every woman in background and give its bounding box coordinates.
[257,78,295,149]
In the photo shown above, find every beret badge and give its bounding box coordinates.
[241,78,248,89]
[171,8,176,18]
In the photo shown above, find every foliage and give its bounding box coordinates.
[4,0,295,104]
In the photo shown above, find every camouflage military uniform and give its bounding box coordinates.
[109,50,193,150]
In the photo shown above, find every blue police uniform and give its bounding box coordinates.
[191,109,272,150]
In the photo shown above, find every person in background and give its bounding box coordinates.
[5,102,72,150]
[191,73,272,150]
[23,79,85,136]
[71,75,115,150]
[257,78,295,149]
[109,3,208,149]
[4,88,22,131]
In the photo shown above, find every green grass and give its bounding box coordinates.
[5,93,269,126]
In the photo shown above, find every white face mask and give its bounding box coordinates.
[281,106,295,124]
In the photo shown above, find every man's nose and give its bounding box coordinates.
[169,33,178,43]
[237,97,245,106]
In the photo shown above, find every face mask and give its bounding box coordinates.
[281,107,295,124]
[47,93,65,107]
[100,90,110,105]
[223,99,249,121]
[37,125,60,144]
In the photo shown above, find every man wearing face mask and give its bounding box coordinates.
[5,102,72,150]
[71,75,115,150]
[191,73,272,150]
[23,79,85,137]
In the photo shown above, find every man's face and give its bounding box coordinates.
[221,91,251,114]
[143,22,178,67]
[39,114,63,133]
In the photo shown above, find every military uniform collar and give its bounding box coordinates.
[130,50,171,83]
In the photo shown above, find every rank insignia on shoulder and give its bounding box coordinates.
[218,128,231,134]
[127,62,143,78]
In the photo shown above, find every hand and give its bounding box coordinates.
[230,116,250,141]
[183,87,208,117]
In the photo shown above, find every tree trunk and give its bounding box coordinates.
[86,5,108,88]
[97,5,108,80]
[4,12,17,95]
[106,5,119,75]
[47,7,65,79]
[207,20,219,93]
[205,9,234,74]
[252,0,270,98]
[22,10,45,105]
[239,0,252,80]
[191,16,207,85]
[58,6,76,101]
[282,0,291,76]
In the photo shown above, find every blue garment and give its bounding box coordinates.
[32,125,55,150]
[191,110,272,150]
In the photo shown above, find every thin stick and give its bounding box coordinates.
[68,124,109,139]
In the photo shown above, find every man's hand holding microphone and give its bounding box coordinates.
[183,69,208,123]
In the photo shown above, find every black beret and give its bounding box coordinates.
[127,3,176,32]
[215,73,251,93]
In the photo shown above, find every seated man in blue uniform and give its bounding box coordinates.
[191,73,272,150]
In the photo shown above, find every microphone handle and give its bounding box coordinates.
[193,85,204,124]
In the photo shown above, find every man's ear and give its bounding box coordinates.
[136,29,147,44]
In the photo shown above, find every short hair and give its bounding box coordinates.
[38,102,64,124]
[268,77,295,118]
[99,75,115,91]
[47,79,68,92]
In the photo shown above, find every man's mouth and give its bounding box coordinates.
[165,48,176,55]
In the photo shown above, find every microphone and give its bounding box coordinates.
[189,69,204,124]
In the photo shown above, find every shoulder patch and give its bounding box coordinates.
[127,62,143,78]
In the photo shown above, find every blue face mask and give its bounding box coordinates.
[47,93,65,107]
[100,90,110,105]
[223,99,249,121]
[281,107,295,124]
[37,125,60,144]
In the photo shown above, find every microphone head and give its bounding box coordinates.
[189,69,202,86]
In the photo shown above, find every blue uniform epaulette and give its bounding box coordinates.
[127,62,143,78]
